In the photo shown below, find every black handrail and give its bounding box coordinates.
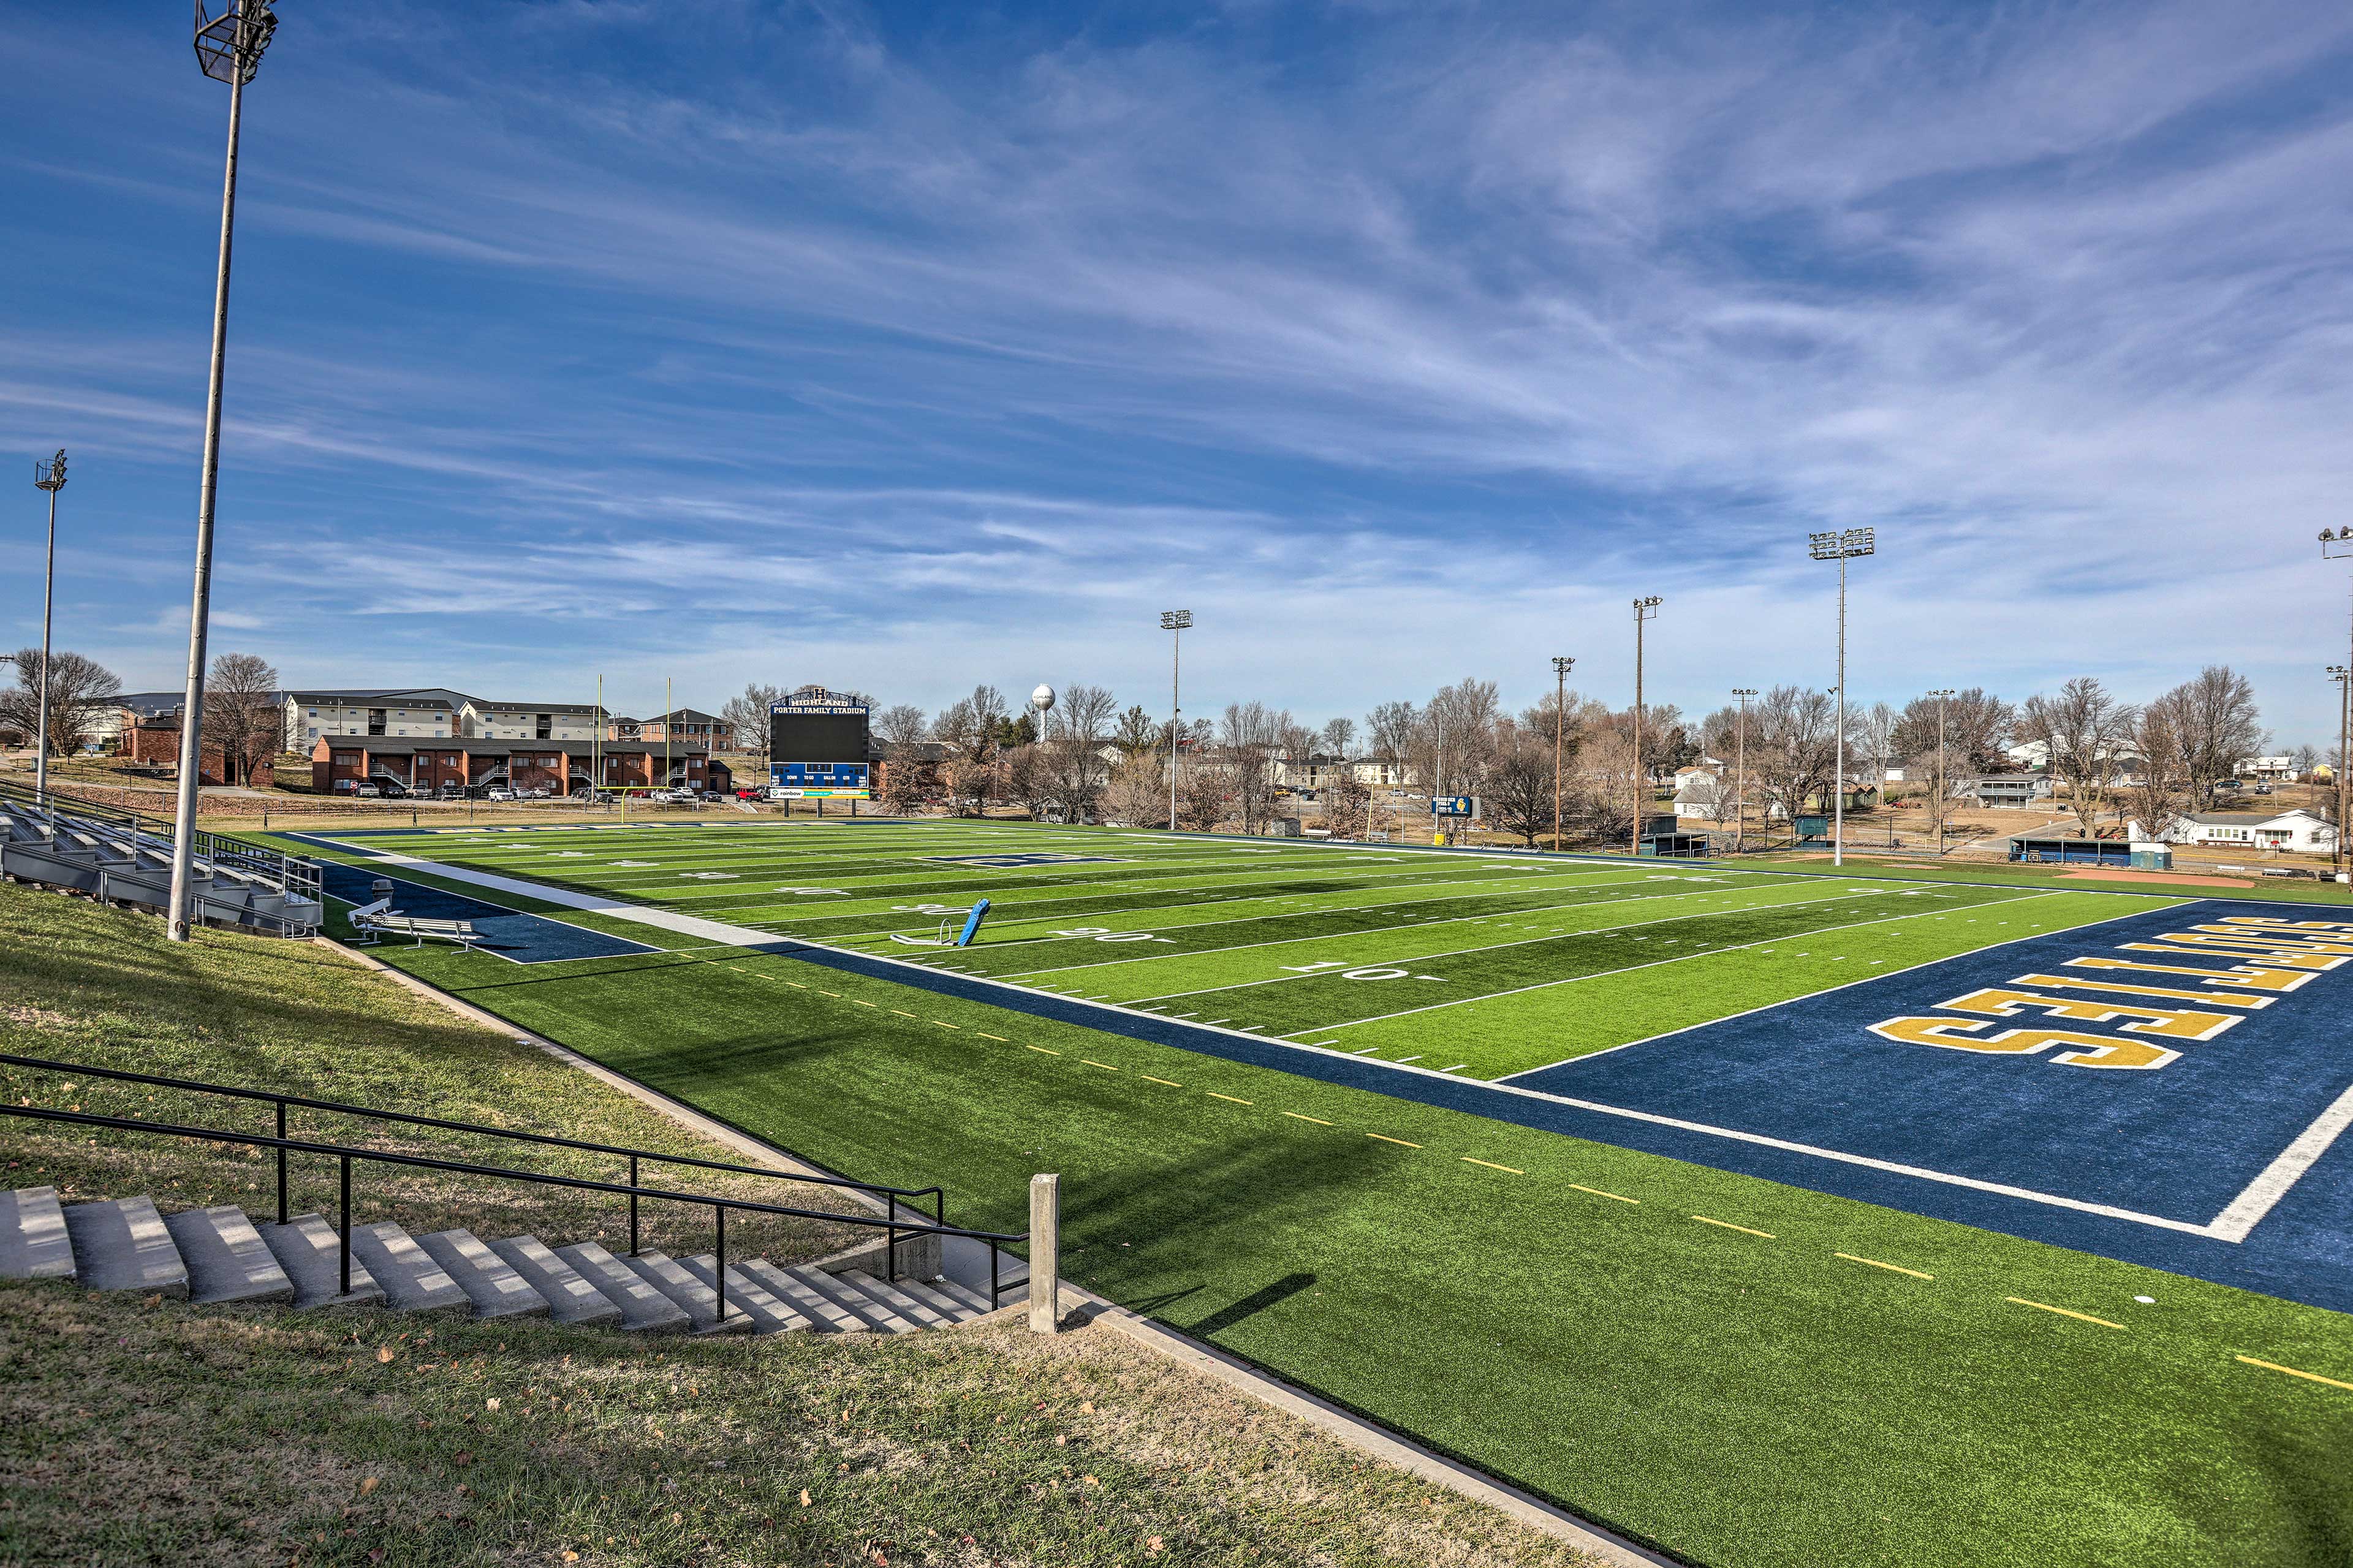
[0,1102,1025,1312]
[0,1050,945,1224]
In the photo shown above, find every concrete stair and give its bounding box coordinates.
[3,1187,1006,1344]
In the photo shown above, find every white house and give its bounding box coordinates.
[1674,769,1734,820]
[2161,808,2338,854]
[2235,756,2295,783]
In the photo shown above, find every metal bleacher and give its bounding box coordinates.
[0,778,324,939]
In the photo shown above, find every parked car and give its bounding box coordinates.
[735,787,763,800]
[353,782,381,798]
[436,784,466,800]
[371,780,409,800]
[485,787,517,802]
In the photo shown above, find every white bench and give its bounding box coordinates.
[349,898,482,949]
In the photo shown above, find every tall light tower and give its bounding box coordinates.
[1551,655,1575,851]
[1927,687,1957,856]
[2325,528,2353,881]
[1629,597,1661,855]
[1808,528,1874,868]
[31,451,66,803]
[169,1,279,942]
[1731,687,1756,852]
[1161,610,1191,829]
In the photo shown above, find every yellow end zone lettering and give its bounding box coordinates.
[1868,1015,2178,1070]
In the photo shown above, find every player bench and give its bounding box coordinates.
[348,897,483,949]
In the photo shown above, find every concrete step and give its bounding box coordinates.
[675,1253,811,1335]
[893,1274,984,1324]
[347,1222,469,1314]
[257,1214,384,1309]
[553,1241,689,1333]
[417,1229,549,1320]
[621,1250,754,1335]
[489,1236,621,1327]
[738,1258,870,1334]
[62,1197,188,1298]
[926,1274,1005,1317]
[162,1205,294,1306]
[839,1268,957,1330]
[794,1267,922,1334]
[0,1187,75,1281]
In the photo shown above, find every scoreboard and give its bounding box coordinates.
[769,687,871,795]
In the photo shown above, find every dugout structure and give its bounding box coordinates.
[769,686,871,797]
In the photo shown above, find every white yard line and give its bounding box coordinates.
[2207,1077,2353,1242]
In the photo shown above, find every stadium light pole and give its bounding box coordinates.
[1551,655,1574,851]
[1162,610,1191,830]
[31,450,66,805]
[1629,597,1660,855]
[1808,528,1874,869]
[167,1,278,942]
[2324,527,2353,879]
[1731,687,1756,852]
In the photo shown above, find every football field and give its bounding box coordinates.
[275,818,2353,1568]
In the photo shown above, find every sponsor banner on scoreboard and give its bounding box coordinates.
[771,684,870,717]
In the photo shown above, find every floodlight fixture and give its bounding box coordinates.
[1161,609,1192,632]
[2325,527,2353,559]
[194,1,276,85]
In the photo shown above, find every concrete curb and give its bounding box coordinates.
[316,931,1686,1566]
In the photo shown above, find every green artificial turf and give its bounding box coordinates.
[273,822,2353,1568]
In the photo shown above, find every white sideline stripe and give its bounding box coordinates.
[1124,882,1896,1004]
[1295,893,2064,1034]
[2207,1077,2353,1242]
[317,838,2313,1244]
[1496,895,2183,1080]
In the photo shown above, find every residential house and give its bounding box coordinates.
[1957,775,2052,809]
[2159,809,2338,855]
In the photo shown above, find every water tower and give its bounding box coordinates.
[1029,684,1055,743]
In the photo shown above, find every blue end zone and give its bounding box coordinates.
[310,859,656,965]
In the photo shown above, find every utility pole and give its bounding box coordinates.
[1161,610,1190,829]
[31,451,66,806]
[1808,529,1874,869]
[1731,687,1756,853]
[1629,597,1661,855]
[2325,528,2353,880]
[1552,655,1575,850]
[168,2,278,942]
[1928,687,1956,857]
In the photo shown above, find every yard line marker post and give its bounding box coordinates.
[1029,1173,1059,1335]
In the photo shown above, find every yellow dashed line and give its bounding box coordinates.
[1836,1252,1932,1280]
[1026,1045,1061,1056]
[890,1010,917,1018]
[784,981,806,988]
[2007,1297,2121,1329]
[1692,1215,1775,1239]
[852,999,876,1007]
[977,1033,1007,1042]
[1208,1092,1252,1105]
[1366,1133,1421,1148]
[1570,1183,1638,1204]
[2236,1355,2353,1392]
[1281,1112,1332,1125]
[1463,1157,1523,1175]
[1082,1059,1119,1071]
[818,990,841,998]
[934,1020,958,1029]
[1141,1076,1183,1087]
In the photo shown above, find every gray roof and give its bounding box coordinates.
[286,687,468,710]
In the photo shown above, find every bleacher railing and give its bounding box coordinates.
[0,1051,1026,1315]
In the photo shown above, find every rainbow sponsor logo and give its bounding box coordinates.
[1868,915,2353,1072]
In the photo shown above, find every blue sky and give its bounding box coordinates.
[6,1,2352,743]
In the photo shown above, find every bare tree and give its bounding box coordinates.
[1483,729,1559,847]
[2019,677,2138,837]
[1856,701,1898,787]
[1177,760,1229,831]
[945,754,997,815]
[934,685,1009,764]
[1364,700,1419,778]
[1319,716,1357,759]
[879,756,930,816]
[1750,685,1839,831]
[1892,689,2014,773]
[873,703,929,753]
[202,651,281,786]
[1218,702,1290,835]
[1002,744,1053,820]
[1,648,122,760]
[1420,679,1502,797]
[1322,772,1371,838]
[1103,751,1167,826]
[2125,694,2191,841]
[718,682,789,758]
[2168,665,2265,811]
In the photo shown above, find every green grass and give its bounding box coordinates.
[274,821,2353,1568]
